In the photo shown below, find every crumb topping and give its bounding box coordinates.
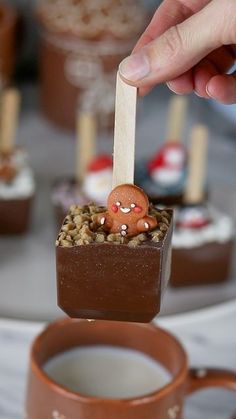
[56,203,171,248]
[38,0,145,39]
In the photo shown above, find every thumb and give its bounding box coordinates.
[119,0,236,87]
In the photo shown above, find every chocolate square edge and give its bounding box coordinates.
[56,209,173,322]
[0,196,33,234]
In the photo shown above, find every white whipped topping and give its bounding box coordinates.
[172,207,234,248]
[0,168,35,199]
[151,168,183,187]
[82,168,112,205]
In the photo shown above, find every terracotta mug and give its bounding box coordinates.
[26,318,236,419]
[0,3,17,84]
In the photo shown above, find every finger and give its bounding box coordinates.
[141,66,213,97]
[206,72,236,104]
[167,70,194,94]
[193,46,236,97]
[139,85,153,97]
[139,71,193,96]
[119,0,236,88]
[133,0,211,52]
[207,46,236,73]
[193,59,219,98]
[167,46,236,96]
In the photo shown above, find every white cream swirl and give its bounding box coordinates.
[0,168,35,200]
[172,207,234,248]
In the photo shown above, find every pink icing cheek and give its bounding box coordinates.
[133,206,142,213]
[111,204,118,213]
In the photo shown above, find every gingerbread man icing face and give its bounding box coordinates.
[96,184,157,237]
[108,184,148,223]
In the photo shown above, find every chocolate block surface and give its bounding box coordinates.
[0,197,33,234]
[56,207,173,322]
[171,240,234,287]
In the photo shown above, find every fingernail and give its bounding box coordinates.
[195,91,204,98]
[195,90,210,99]
[206,83,214,98]
[166,82,183,95]
[119,53,150,82]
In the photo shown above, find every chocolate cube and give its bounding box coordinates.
[56,206,173,323]
[0,196,33,234]
[0,150,35,234]
[171,240,234,287]
[170,207,234,287]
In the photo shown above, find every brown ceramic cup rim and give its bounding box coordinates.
[30,317,188,406]
[0,3,17,34]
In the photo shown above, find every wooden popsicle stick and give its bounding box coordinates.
[76,111,96,183]
[0,88,21,153]
[184,124,208,204]
[112,72,137,188]
[166,95,187,142]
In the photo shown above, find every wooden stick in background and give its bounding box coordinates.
[0,88,21,154]
[184,124,208,204]
[76,111,97,184]
[112,72,137,188]
[166,95,187,142]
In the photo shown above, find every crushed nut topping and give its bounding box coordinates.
[56,203,171,247]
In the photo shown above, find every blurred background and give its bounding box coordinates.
[4,0,159,82]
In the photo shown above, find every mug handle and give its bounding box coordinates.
[187,368,236,394]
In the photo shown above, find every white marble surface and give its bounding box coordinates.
[0,301,236,419]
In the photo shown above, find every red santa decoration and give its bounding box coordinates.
[147,142,186,188]
[176,206,211,229]
[83,154,113,205]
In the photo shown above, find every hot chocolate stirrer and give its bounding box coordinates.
[184,124,208,205]
[166,95,187,143]
[112,72,137,188]
[76,110,97,184]
[0,88,20,154]
[175,124,209,231]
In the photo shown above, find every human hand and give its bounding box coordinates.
[119,0,236,104]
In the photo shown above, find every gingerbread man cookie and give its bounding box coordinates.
[96,184,157,237]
